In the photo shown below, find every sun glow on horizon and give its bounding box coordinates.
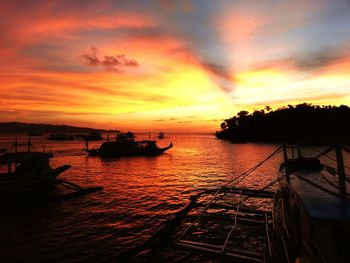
[1,0,350,132]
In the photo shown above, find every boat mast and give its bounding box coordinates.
[335,142,346,200]
[28,136,31,152]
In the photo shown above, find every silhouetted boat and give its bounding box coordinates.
[0,141,70,198]
[48,134,75,140]
[28,132,43,136]
[157,132,165,139]
[84,132,172,157]
[83,131,103,141]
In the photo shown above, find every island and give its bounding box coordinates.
[215,103,350,144]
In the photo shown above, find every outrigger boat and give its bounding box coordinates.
[157,132,165,139]
[120,144,350,263]
[84,132,173,157]
[48,134,75,140]
[0,139,70,199]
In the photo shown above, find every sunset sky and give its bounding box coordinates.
[1,0,350,132]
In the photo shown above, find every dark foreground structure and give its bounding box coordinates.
[0,139,102,202]
[120,143,350,263]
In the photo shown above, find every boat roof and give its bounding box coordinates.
[289,169,350,222]
[0,152,53,165]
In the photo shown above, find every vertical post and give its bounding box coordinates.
[335,143,346,200]
[107,134,110,142]
[297,146,302,159]
[28,136,31,152]
[15,137,18,153]
[282,145,290,182]
[282,144,288,162]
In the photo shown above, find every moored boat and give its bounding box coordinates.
[157,132,165,139]
[48,134,75,140]
[0,140,71,199]
[28,132,43,136]
[84,132,172,157]
[83,131,103,141]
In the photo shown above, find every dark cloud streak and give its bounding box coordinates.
[82,46,139,72]
[253,47,349,73]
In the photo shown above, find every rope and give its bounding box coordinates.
[224,145,283,187]
[221,188,242,253]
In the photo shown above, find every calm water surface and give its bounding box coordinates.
[0,133,347,262]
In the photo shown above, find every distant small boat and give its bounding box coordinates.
[83,131,103,141]
[0,142,70,198]
[48,134,75,140]
[157,132,165,139]
[28,132,43,136]
[84,132,172,157]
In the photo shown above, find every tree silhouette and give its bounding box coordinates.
[215,103,350,144]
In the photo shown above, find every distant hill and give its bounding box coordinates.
[215,103,350,144]
[0,122,120,134]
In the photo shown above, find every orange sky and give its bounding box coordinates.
[1,0,350,132]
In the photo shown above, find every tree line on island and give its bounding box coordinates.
[0,122,119,134]
[215,103,350,144]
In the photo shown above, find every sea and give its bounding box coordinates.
[0,133,348,262]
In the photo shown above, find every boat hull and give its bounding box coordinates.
[0,165,71,199]
[84,143,173,157]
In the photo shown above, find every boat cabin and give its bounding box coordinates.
[0,139,70,199]
[0,152,53,175]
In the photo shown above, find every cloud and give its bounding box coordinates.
[82,47,139,72]
[251,47,350,74]
[160,0,193,12]
[293,51,347,72]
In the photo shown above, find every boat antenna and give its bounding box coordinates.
[27,136,31,152]
[84,139,89,150]
[15,137,18,153]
